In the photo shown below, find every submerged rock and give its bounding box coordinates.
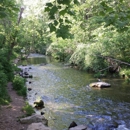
[89,82,111,88]
[34,100,45,109]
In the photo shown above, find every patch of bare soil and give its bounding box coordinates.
[0,82,28,130]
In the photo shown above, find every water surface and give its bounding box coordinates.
[20,55,130,130]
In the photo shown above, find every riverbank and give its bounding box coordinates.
[0,82,28,130]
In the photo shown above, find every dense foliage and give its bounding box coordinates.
[44,0,130,73]
[0,0,21,104]
[0,0,130,103]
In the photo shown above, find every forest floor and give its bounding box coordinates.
[0,82,28,130]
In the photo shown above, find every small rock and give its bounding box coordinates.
[29,75,33,78]
[34,100,45,109]
[41,112,45,115]
[24,72,29,75]
[68,121,77,129]
[28,88,32,91]
[29,81,32,84]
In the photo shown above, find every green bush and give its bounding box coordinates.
[0,49,14,81]
[17,87,27,97]
[13,76,25,90]
[120,69,130,79]
[13,65,21,73]
[0,70,11,105]
[22,102,35,116]
[12,75,27,97]
[0,71,7,88]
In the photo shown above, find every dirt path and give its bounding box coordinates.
[0,82,28,130]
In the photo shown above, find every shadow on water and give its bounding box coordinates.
[19,55,130,130]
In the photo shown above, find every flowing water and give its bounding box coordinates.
[19,54,130,130]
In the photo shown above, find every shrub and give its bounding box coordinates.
[13,76,25,90]
[22,102,35,116]
[13,75,27,97]
[0,70,11,105]
[0,49,14,81]
[17,87,27,97]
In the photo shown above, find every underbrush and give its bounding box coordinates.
[22,102,35,116]
[120,68,130,83]
[0,95,11,105]
[0,71,11,105]
[12,75,27,97]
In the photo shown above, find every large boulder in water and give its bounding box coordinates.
[89,82,111,88]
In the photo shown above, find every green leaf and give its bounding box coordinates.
[12,6,19,12]
[55,24,72,39]
[0,11,7,18]
[57,0,71,5]
[50,5,58,15]
[100,1,106,7]
[0,6,6,11]
[44,6,51,12]
[67,10,75,15]
[59,18,63,23]
[49,13,55,19]
[99,11,105,16]
[46,3,53,7]
[59,9,67,16]
[74,0,80,4]
[54,20,59,26]
[44,2,53,12]
[49,23,56,32]
[65,19,72,24]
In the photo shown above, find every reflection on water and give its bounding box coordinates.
[20,55,130,130]
[18,57,47,65]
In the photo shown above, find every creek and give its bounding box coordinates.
[18,54,130,130]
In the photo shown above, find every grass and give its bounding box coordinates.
[0,98,10,105]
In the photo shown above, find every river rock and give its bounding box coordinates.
[69,125,88,130]
[27,122,51,130]
[89,82,111,88]
[68,121,77,129]
[20,114,48,125]
[34,100,45,109]
[29,75,33,78]
[28,88,32,91]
